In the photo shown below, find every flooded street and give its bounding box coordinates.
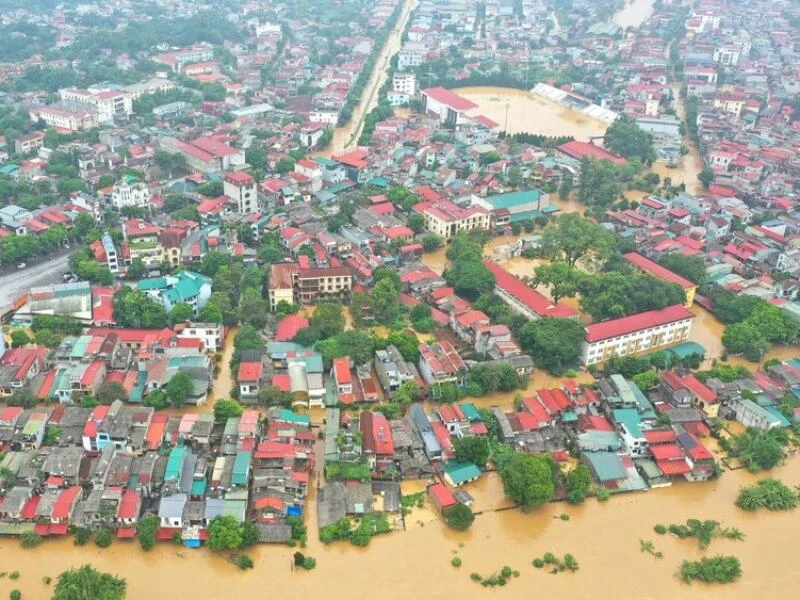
[4,457,800,599]
[612,0,655,29]
[314,0,418,157]
[454,87,608,140]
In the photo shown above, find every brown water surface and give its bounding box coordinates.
[612,0,655,29]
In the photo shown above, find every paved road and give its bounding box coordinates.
[0,251,73,306]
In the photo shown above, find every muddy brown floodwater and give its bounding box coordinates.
[454,87,609,141]
[612,0,655,29]
[4,459,800,599]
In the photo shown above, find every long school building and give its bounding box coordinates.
[581,304,695,365]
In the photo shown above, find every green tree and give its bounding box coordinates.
[731,428,785,472]
[500,453,555,510]
[126,258,146,281]
[408,212,426,233]
[558,171,574,200]
[421,235,442,252]
[169,302,195,325]
[144,389,168,411]
[657,253,706,286]
[311,303,345,338]
[539,213,613,266]
[112,288,168,329]
[722,322,769,362]
[165,371,194,407]
[453,436,490,468]
[371,279,402,325]
[238,288,268,329]
[604,118,656,163]
[445,260,495,301]
[96,382,128,405]
[698,167,714,190]
[564,464,592,504]
[208,515,244,551]
[10,330,30,348]
[198,301,223,324]
[532,261,582,303]
[518,317,585,374]
[257,385,292,407]
[52,565,127,600]
[136,516,159,551]
[94,528,113,548]
[213,399,244,422]
[8,389,38,408]
[443,503,475,531]
[318,330,375,366]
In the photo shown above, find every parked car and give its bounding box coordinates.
[17,263,26,269]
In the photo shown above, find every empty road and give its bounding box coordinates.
[0,251,73,306]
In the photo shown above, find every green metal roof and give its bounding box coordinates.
[585,451,626,481]
[191,478,207,496]
[278,409,310,426]
[232,451,252,486]
[460,403,481,422]
[613,408,643,438]
[444,461,482,485]
[165,446,187,481]
[484,189,543,210]
[665,341,706,359]
[138,277,168,290]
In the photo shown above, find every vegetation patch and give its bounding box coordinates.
[659,519,744,550]
[639,539,663,559]
[532,552,579,574]
[469,566,520,587]
[679,555,742,584]
[293,552,316,570]
[720,428,788,472]
[233,554,254,570]
[736,479,798,512]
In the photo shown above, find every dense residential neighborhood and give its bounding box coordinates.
[0,0,800,596]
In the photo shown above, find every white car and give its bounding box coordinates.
[17,263,26,269]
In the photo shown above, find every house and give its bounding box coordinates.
[224,171,259,215]
[557,140,627,165]
[138,271,212,315]
[421,87,478,127]
[729,395,784,430]
[418,341,467,387]
[472,189,552,224]
[237,360,263,400]
[581,305,695,365]
[660,371,719,417]
[268,262,352,309]
[483,261,578,320]
[359,411,394,474]
[332,357,353,401]
[427,482,457,512]
[374,345,420,399]
[412,200,490,240]
[623,253,696,307]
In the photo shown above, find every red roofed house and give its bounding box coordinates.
[117,488,141,527]
[359,411,394,474]
[557,140,627,165]
[623,252,697,306]
[483,260,578,320]
[238,360,263,401]
[581,305,695,365]
[51,486,82,530]
[274,314,309,342]
[331,356,353,397]
[427,482,457,512]
[418,341,467,387]
[660,370,719,418]
[421,87,479,126]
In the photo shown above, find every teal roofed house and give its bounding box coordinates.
[138,270,211,316]
[275,408,311,427]
[444,462,482,486]
[232,451,252,487]
[473,189,552,224]
[165,446,187,483]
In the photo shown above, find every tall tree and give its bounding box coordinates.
[500,453,555,510]
[52,565,127,600]
[532,261,582,302]
[539,213,613,267]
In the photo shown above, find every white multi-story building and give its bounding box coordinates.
[392,73,417,96]
[177,322,224,352]
[309,110,339,125]
[413,199,491,240]
[109,180,151,210]
[59,87,133,123]
[30,107,98,131]
[581,305,695,365]
[397,42,427,71]
[223,171,258,215]
[102,233,119,273]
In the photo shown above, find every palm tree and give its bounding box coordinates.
[639,539,655,554]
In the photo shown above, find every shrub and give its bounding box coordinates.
[736,479,798,512]
[532,559,544,569]
[596,488,610,502]
[679,555,742,584]
[9,572,19,580]
[234,554,254,570]
[443,503,475,531]
[9,591,20,600]
[73,527,90,546]
[470,573,482,581]
[42,576,51,585]
[543,552,557,565]
[302,557,316,570]
[20,533,43,548]
[94,528,112,548]
[654,524,667,535]
[559,513,570,521]
[451,557,462,568]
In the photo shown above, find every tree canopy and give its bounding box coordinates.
[500,453,555,510]
[518,317,585,374]
[112,287,168,329]
[604,118,657,163]
[539,213,614,267]
[453,436,490,468]
[532,260,583,303]
[443,503,475,531]
[578,272,686,321]
[52,565,127,600]
[165,371,193,407]
[657,253,706,286]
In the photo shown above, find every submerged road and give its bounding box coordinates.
[0,251,72,306]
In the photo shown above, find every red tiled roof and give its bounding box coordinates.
[237,361,263,382]
[656,459,691,475]
[117,489,139,519]
[643,430,676,444]
[423,87,478,111]
[272,373,291,392]
[623,253,696,290]
[483,261,578,319]
[52,486,81,519]
[584,304,694,343]
[274,314,309,342]
[333,357,352,385]
[650,444,685,461]
[557,140,627,165]
[522,397,550,425]
[428,482,457,509]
